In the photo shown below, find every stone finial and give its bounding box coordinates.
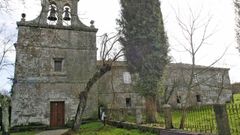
[21,13,26,22]
[90,20,95,28]
[13,43,17,48]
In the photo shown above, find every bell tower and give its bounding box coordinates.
[38,0,85,26]
[19,0,96,28]
[11,0,98,127]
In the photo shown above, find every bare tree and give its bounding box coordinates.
[72,33,124,132]
[0,29,14,73]
[0,37,14,135]
[171,7,228,129]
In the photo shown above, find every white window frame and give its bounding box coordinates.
[123,72,132,84]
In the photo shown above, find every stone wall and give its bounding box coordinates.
[106,120,209,135]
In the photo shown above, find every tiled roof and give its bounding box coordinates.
[96,61,229,71]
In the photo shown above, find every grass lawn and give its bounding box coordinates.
[11,131,39,135]
[157,108,217,133]
[233,93,240,103]
[2,122,154,135]
[158,104,239,135]
[0,131,39,135]
[78,122,155,135]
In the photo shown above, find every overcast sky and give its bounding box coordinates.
[0,0,239,91]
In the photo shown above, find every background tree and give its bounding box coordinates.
[0,39,12,135]
[1,92,10,135]
[0,29,14,73]
[118,0,169,123]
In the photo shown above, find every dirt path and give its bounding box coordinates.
[36,129,69,135]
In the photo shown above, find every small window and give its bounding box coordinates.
[176,96,181,104]
[217,73,222,82]
[126,98,131,107]
[123,72,132,84]
[196,95,201,102]
[54,58,63,72]
[193,74,198,82]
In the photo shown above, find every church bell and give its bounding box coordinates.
[48,5,57,21]
[63,8,71,21]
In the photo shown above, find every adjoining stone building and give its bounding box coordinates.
[11,0,232,127]
[97,62,232,109]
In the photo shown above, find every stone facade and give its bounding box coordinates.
[11,0,98,126]
[97,62,232,109]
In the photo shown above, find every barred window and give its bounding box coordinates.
[126,98,131,107]
[196,95,201,102]
[176,96,181,104]
[54,58,63,72]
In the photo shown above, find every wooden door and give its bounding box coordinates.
[50,101,65,128]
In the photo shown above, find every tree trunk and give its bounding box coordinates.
[145,95,157,123]
[72,91,87,132]
[179,109,186,129]
[2,105,9,135]
[72,64,111,132]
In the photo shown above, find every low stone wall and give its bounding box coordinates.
[106,120,211,135]
[10,125,49,133]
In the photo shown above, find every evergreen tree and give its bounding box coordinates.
[118,0,169,122]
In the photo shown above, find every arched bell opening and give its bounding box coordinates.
[47,2,58,25]
[62,4,71,26]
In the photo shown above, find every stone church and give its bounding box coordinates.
[11,0,232,127]
[11,0,99,127]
